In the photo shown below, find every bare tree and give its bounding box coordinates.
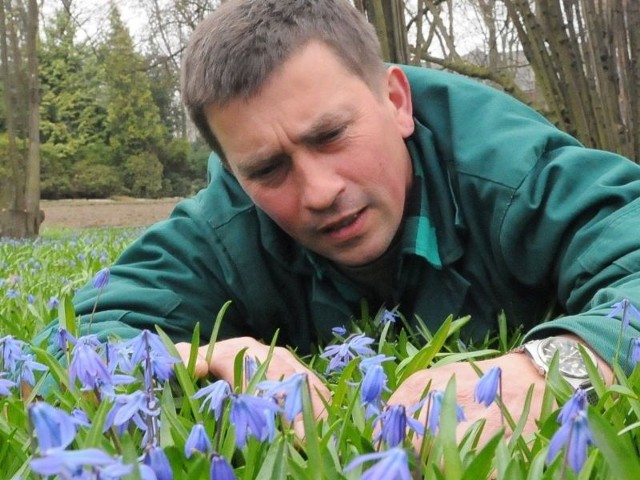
[0,0,42,237]
[354,0,411,63]
[364,0,638,159]
[502,0,639,160]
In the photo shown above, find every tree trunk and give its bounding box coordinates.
[0,0,42,237]
[504,0,639,161]
[23,0,41,236]
[0,0,23,238]
[354,0,410,63]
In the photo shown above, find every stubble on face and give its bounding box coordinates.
[205,41,415,267]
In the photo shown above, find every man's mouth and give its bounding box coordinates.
[320,209,365,234]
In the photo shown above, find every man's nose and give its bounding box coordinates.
[296,154,346,211]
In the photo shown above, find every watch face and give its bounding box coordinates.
[537,337,589,379]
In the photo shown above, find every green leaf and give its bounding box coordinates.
[186,322,201,375]
[587,407,640,480]
[396,315,453,384]
[155,327,203,423]
[440,377,463,480]
[301,376,323,480]
[29,345,71,393]
[461,430,502,480]
[255,435,288,480]
[83,399,112,449]
[205,300,233,364]
[58,294,77,338]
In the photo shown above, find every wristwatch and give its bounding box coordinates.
[516,336,599,404]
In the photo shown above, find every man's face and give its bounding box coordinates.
[206,41,415,266]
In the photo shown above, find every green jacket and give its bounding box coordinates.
[46,66,640,372]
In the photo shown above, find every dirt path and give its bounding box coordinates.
[41,198,182,229]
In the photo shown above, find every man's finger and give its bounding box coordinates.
[175,342,209,378]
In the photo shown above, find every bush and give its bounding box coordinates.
[71,160,123,198]
[123,152,164,198]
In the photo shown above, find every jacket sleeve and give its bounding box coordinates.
[501,145,640,374]
[405,65,640,374]
[34,193,253,348]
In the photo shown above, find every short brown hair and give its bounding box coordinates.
[181,0,384,161]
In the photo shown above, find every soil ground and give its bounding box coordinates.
[40,198,182,229]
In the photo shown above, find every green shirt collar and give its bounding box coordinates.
[401,137,442,268]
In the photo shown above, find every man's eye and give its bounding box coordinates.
[249,162,283,181]
[317,126,345,144]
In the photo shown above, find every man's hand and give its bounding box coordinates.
[388,353,545,446]
[175,337,330,424]
[388,335,613,447]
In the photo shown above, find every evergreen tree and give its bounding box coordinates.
[100,3,166,196]
[39,9,108,198]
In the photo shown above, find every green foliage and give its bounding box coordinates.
[0,227,141,337]
[71,160,123,199]
[2,228,640,479]
[101,6,166,165]
[124,152,164,198]
[34,4,206,200]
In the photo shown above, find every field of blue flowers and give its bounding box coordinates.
[1,227,640,479]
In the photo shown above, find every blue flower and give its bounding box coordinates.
[46,296,59,310]
[557,389,587,425]
[607,299,640,330]
[475,366,502,407]
[96,460,135,479]
[126,330,179,388]
[54,327,77,353]
[185,424,212,458]
[143,446,173,480]
[229,393,283,448]
[6,289,19,299]
[104,391,158,432]
[27,294,36,304]
[30,448,119,477]
[344,447,411,480]
[15,354,48,386]
[374,404,425,447]
[380,309,398,325]
[70,408,91,427]
[257,373,306,422]
[320,333,376,373]
[92,267,110,289]
[29,402,78,452]
[425,390,465,434]
[331,325,347,337]
[0,335,26,371]
[244,355,258,384]
[105,340,135,374]
[0,375,15,396]
[210,453,236,480]
[630,338,640,368]
[359,355,394,418]
[361,364,388,417]
[193,379,232,420]
[69,335,113,391]
[546,410,593,473]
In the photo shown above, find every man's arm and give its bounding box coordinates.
[34,194,252,349]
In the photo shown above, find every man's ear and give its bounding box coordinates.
[385,66,415,138]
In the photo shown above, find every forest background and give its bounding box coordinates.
[0,0,638,238]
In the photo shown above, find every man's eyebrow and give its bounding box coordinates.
[299,112,350,144]
[236,152,288,176]
[237,112,351,174]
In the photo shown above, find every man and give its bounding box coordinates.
[53,0,640,438]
